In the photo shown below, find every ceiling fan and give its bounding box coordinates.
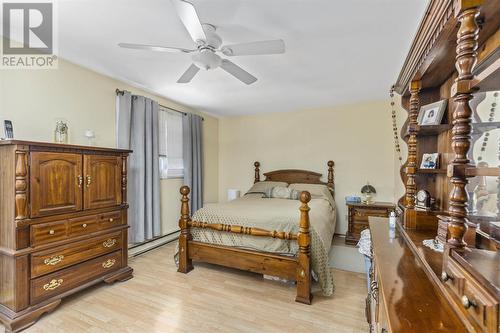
[118,0,285,85]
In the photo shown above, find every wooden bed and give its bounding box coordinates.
[177,161,334,304]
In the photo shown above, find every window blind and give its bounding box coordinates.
[159,108,184,178]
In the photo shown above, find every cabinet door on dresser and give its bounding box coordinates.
[30,152,83,217]
[83,155,122,210]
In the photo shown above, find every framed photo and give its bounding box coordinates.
[417,100,447,126]
[1,120,14,139]
[420,153,439,169]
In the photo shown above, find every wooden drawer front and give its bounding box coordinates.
[31,220,68,246]
[99,211,123,230]
[68,215,100,237]
[353,208,390,222]
[462,282,498,331]
[443,259,499,332]
[31,231,123,278]
[442,259,465,300]
[31,250,122,304]
[353,222,369,235]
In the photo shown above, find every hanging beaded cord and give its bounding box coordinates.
[477,91,498,162]
[391,85,403,165]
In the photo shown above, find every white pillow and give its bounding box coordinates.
[288,183,335,206]
[246,181,288,195]
[264,186,300,200]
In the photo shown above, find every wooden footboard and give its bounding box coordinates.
[177,186,313,304]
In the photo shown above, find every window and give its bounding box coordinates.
[159,107,184,179]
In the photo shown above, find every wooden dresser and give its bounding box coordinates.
[0,140,133,332]
[368,217,467,333]
[345,202,394,245]
[368,217,499,332]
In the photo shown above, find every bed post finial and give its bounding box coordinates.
[327,161,334,190]
[254,161,260,183]
[178,186,193,273]
[296,191,312,304]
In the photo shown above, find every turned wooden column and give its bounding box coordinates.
[295,191,312,305]
[178,186,193,273]
[446,2,482,249]
[403,80,421,228]
[405,80,421,209]
[254,161,260,183]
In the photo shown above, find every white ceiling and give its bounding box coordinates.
[55,0,426,117]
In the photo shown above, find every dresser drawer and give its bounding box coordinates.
[31,220,68,246]
[31,250,122,304]
[31,231,123,278]
[443,258,499,332]
[68,214,100,237]
[353,208,390,222]
[99,210,123,229]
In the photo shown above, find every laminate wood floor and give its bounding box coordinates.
[15,243,368,333]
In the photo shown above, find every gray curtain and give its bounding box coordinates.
[183,113,203,215]
[116,91,161,244]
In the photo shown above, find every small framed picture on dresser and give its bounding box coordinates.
[420,153,439,169]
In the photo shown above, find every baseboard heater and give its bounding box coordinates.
[128,230,180,257]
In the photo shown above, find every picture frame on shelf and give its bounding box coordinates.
[1,120,14,139]
[420,153,439,169]
[417,99,447,126]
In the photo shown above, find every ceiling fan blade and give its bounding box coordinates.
[171,0,207,44]
[221,39,285,56]
[118,43,195,53]
[220,59,257,85]
[177,64,200,83]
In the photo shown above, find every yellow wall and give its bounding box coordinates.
[218,100,396,234]
[0,58,219,235]
[393,94,408,202]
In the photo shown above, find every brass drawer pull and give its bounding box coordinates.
[86,175,92,187]
[44,255,64,266]
[43,279,63,291]
[102,259,116,268]
[109,218,114,222]
[77,175,83,187]
[82,223,87,228]
[102,239,117,248]
[48,229,55,235]
[461,295,477,309]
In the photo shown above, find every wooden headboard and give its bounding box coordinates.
[253,161,335,193]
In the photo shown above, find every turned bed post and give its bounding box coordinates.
[296,191,312,304]
[327,160,334,191]
[254,161,260,183]
[178,186,193,273]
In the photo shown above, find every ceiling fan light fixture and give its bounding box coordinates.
[192,49,221,70]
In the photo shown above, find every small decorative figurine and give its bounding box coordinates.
[54,120,68,144]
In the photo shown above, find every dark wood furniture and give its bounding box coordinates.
[0,140,133,332]
[178,160,335,305]
[368,217,467,333]
[381,0,500,332]
[345,202,394,245]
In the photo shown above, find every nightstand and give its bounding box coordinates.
[345,202,395,245]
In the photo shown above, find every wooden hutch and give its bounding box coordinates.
[368,0,499,332]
